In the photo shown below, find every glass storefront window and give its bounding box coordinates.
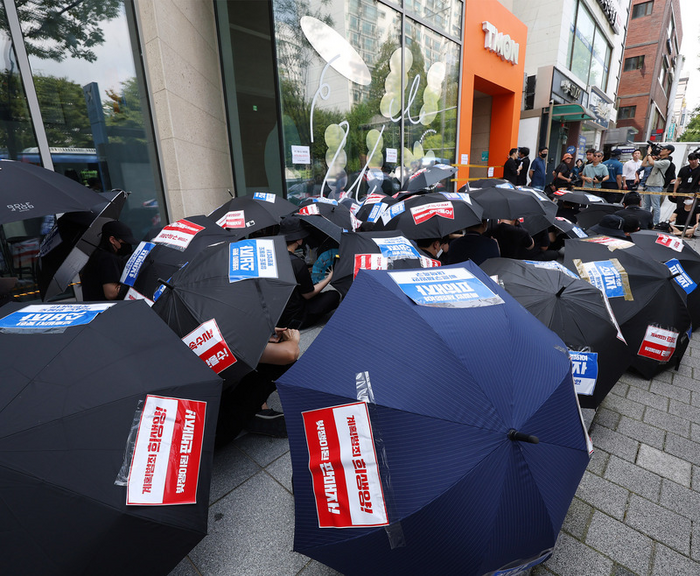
[567,1,611,92]
[405,0,463,39]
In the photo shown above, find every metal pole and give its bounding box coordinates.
[681,192,698,238]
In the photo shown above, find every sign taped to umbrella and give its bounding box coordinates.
[573,258,633,301]
[638,325,679,362]
[125,287,155,306]
[523,260,580,279]
[656,233,684,252]
[216,210,247,229]
[253,192,276,203]
[665,259,697,294]
[182,318,237,374]
[154,219,206,251]
[569,351,598,396]
[372,236,421,260]
[228,239,279,282]
[121,241,156,286]
[389,267,504,308]
[0,303,115,332]
[302,401,389,528]
[126,395,207,505]
[410,201,454,224]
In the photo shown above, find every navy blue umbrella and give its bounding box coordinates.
[277,262,590,576]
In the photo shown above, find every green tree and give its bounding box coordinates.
[34,75,92,147]
[680,107,700,142]
[103,76,147,145]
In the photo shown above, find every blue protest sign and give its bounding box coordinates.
[580,260,626,298]
[372,236,421,260]
[253,192,276,203]
[120,241,155,287]
[665,259,697,294]
[229,239,279,283]
[569,351,598,396]
[523,260,580,279]
[0,303,115,331]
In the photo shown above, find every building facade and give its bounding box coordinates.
[616,0,683,143]
[512,0,631,171]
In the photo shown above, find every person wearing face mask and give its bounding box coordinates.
[80,220,137,301]
[528,147,548,190]
[670,197,700,237]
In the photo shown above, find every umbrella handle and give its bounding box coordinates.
[508,429,540,444]
[157,278,174,290]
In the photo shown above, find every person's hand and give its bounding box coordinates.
[326,269,334,280]
[279,328,301,344]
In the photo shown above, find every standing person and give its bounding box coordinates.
[601,149,624,202]
[552,153,574,190]
[571,159,585,187]
[672,152,700,199]
[80,220,137,301]
[581,151,609,190]
[623,149,643,190]
[529,147,548,190]
[516,147,530,186]
[503,148,519,185]
[585,148,596,165]
[641,144,674,226]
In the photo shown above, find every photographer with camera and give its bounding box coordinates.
[641,142,674,226]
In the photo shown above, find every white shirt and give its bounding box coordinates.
[623,159,642,180]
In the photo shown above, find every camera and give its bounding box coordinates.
[647,141,661,156]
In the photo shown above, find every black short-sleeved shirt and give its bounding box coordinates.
[503,158,519,185]
[552,162,571,189]
[516,157,530,186]
[675,165,700,194]
[491,223,533,259]
[448,232,500,265]
[614,206,653,230]
[278,251,315,327]
[80,248,124,301]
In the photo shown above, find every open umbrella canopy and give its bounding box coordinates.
[468,184,553,220]
[0,300,222,575]
[565,236,692,379]
[39,190,129,301]
[277,262,591,576]
[402,163,456,192]
[208,193,296,232]
[519,200,588,239]
[631,230,700,329]
[372,192,483,239]
[576,203,623,231]
[152,236,296,384]
[0,160,102,224]
[330,230,435,296]
[354,192,398,223]
[552,190,607,205]
[480,258,631,408]
[298,197,355,230]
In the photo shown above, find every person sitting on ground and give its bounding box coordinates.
[520,228,560,261]
[490,218,535,259]
[556,200,580,223]
[614,191,653,230]
[415,237,448,262]
[80,220,137,301]
[448,221,500,265]
[587,214,627,240]
[216,327,301,444]
[670,198,700,237]
[620,213,641,237]
[278,215,340,329]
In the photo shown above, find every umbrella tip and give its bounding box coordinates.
[555,286,566,298]
[508,429,539,444]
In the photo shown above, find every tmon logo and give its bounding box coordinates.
[482,21,519,66]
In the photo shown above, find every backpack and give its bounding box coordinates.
[664,161,676,191]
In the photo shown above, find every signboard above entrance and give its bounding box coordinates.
[482,21,519,65]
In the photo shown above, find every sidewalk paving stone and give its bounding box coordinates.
[594,407,621,430]
[669,398,700,422]
[603,455,661,502]
[625,387,669,411]
[652,544,699,575]
[664,432,700,467]
[585,511,652,575]
[535,533,613,576]
[561,497,593,540]
[599,392,645,420]
[586,447,610,476]
[615,416,665,450]
[636,444,692,487]
[659,478,700,523]
[589,424,640,462]
[575,471,629,520]
[670,373,700,393]
[643,406,691,438]
[649,379,691,402]
[624,494,691,555]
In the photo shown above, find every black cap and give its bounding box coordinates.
[622,191,642,206]
[280,215,310,242]
[610,149,621,156]
[661,144,675,152]
[589,215,627,239]
[102,220,137,244]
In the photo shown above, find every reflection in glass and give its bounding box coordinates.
[405,0,463,38]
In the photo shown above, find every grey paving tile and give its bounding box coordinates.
[619,372,651,390]
[591,425,640,463]
[266,451,293,493]
[669,398,700,422]
[693,523,700,562]
[562,497,593,540]
[599,393,645,420]
[543,532,613,576]
[610,566,636,576]
[593,407,620,431]
[609,382,630,398]
[187,471,308,576]
[652,544,700,575]
[643,407,691,438]
[168,557,200,576]
[693,465,700,493]
[665,433,700,467]
[680,352,700,369]
[625,494,691,555]
[297,560,343,575]
[585,511,652,575]
[626,386,669,411]
[235,433,291,467]
[692,422,700,444]
[692,392,700,408]
[603,455,661,502]
[636,444,692,487]
[616,416,665,450]
[530,566,556,576]
[587,448,610,476]
[209,443,261,504]
[673,364,694,379]
[660,479,700,523]
[671,373,700,393]
[651,369,674,384]
[650,379,691,402]
[575,471,629,520]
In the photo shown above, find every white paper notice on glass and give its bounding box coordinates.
[487,167,495,177]
[386,148,397,163]
[460,154,469,166]
[291,145,311,164]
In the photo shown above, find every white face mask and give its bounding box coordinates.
[684,199,694,206]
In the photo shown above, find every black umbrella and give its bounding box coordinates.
[208,193,296,233]
[468,184,553,220]
[480,258,631,408]
[373,192,483,239]
[121,215,242,302]
[152,236,296,384]
[354,192,398,223]
[520,200,588,239]
[403,163,457,192]
[298,197,355,230]
[0,300,222,575]
[631,230,700,329]
[330,230,430,296]
[39,190,129,301]
[552,190,607,205]
[565,237,692,378]
[0,160,102,224]
[576,203,623,230]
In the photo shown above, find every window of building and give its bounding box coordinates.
[618,106,636,119]
[632,1,653,19]
[567,1,612,91]
[623,55,645,71]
